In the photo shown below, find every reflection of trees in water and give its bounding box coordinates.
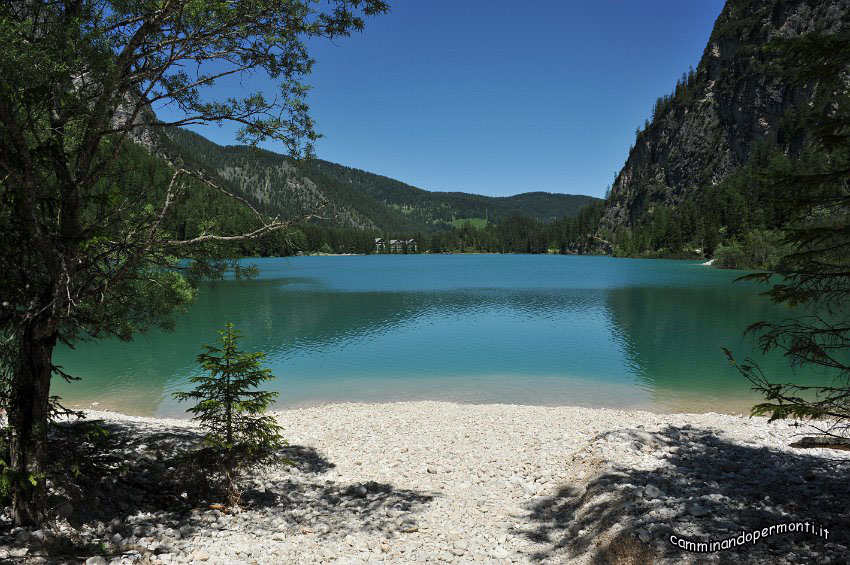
[193,280,608,357]
[190,279,434,356]
[54,280,611,412]
[602,285,833,405]
[61,275,823,414]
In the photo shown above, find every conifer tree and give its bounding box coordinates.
[0,0,387,524]
[174,323,283,505]
[726,31,850,444]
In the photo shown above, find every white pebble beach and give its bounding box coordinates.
[7,401,844,564]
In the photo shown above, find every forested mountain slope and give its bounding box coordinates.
[166,128,598,233]
[598,0,850,259]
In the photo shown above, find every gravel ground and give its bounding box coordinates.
[2,401,849,564]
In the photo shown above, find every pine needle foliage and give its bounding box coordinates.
[726,31,850,442]
[1,0,387,525]
[175,323,283,505]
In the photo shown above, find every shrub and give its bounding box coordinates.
[174,322,284,506]
[714,230,788,270]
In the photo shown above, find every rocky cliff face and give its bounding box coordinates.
[599,0,850,235]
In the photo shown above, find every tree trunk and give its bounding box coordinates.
[8,320,57,526]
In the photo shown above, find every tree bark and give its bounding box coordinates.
[8,320,57,526]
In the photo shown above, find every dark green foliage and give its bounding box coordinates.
[600,0,849,267]
[158,127,602,256]
[547,201,607,254]
[300,224,377,255]
[167,127,599,237]
[713,230,789,270]
[607,139,806,262]
[297,157,598,228]
[174,323,284,506]
[725,30,850,439]
[0,0,387,524]
[408,201,605,255]
[0,434,11,506]
[100,128,603,258]
[491,215,550,254]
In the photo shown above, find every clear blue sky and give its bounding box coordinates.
[167,0,725,198]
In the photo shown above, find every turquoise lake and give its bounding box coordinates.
[53,255,829,417]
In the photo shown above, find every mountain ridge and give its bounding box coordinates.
[597,0,850,258]
[165,128,599,235]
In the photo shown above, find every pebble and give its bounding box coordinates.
[644,484,663,499]
[689,504,711,517]
[10,402,847,565]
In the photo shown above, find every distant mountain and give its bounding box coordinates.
[597,0,850,258]
[164,128,598,234]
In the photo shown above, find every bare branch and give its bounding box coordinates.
[169,212,325,247]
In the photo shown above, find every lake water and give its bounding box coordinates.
[53,255,830,417]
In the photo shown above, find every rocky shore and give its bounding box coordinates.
[2,401,849,564]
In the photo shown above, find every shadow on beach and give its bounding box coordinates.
[12,417,433,562]
[519,425,850,564]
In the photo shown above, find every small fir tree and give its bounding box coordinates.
[174,323,283,505]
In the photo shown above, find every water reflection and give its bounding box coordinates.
[53,256,828,416]
[603,285,834,411]
[56,278,626,415]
